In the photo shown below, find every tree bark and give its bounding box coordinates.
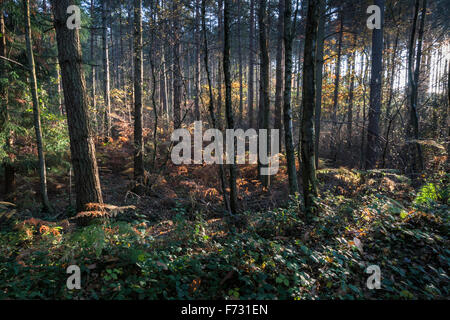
[172,0,182,128]
[224,0,238,213]
[365,0,384,169]
[133,0,145,181]
[347,46,356,149]
[300,0,320,219]
[330,12,343,162]
[275,0,285,151]
[102,0,111,138]
[51,0,104,212]
[23,0,51,212]
[258,0,270,187]
[202,0,231,213]
[406,0,426,174]
[283,0,299,195]
[314,0,325,169]
[194,0,201,121]
[248,0,255,129]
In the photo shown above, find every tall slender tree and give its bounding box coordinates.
[202,0,230,213]
[172,0,182,128]
[365,0,385,169]
[314,0,326,168]
[224,0,238,213]
[300,0,320,218]
[102,0,112,138]
[248,0,255,129]
[283,0,299,195]
[274,0,285,150]
[406,0,426,174]
[133,0,145,182]
[23,0,51,212]
[258,0,270,187]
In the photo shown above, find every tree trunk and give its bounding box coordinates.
[365,0,384,169]
[172,0,182,128]
[224,0,238,213]
[133,0,145,182]
[51,0,104,212]
[314,0,325,169]
[300,0,320,219]
[23,0,51,212]
[347,46,356,149]
[258,0,270,187]
[283,0,299,195]
[330,12,343,162]
[406,0,426,174]
[202,0,230,213]
[237,0,244,124]
[248,0,255,129]
[90,0,97,134]
[275,0,285,151]
[194,0,201,121]
[102,0,111,138]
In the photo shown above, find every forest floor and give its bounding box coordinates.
[0,132,449,299]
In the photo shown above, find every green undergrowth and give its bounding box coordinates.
[0,173,448,300]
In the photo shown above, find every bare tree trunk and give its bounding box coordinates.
[90,0,97,134]
[301,0,320,219]
[102,0,112,139]
[194,0,201,121]
[248,0,255,129]
[330,12,343,162]
[217,0,224,128]
[224,0,238,213]
[172,0,182,128]
[283,0,299,195]
[51,0,104,212]
[347,45,356,149]
[202,0,230,213]
[275,0,285,150]
[23,0,51,212]
[237,0,244,124]
[258,0,270,187]
[314,0,325,169]
[133,0,145,182]
[365,0,384,169]
[406,0,426,174]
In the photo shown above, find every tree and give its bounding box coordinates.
[283,0,299,195]
[314,0,326,169]
[133,0,145,182]
[258,0,270,187]
[365,0,385,169]
[23,0,51,212]
[202,0,230,213]
[224,0,238,213]
[194,0,201,121]
[102,0,111,139]
[330,11,343,163]
[172,0,182,128]
[0,9,16,199]
[248,0,255,128]
[300,0,320,218]
[274,0,285,150]
[90,0,96,133]
[51,0,104,212]
[406,0,426,174]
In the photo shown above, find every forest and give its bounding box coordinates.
[0,0,449,300]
